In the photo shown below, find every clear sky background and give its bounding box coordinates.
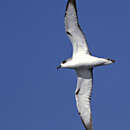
[0,0,129,130]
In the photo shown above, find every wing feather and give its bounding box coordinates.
[64,0,90,56]
[75,68,93,130]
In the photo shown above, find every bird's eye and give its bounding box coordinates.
[62,60,66,64]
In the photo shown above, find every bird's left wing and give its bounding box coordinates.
[75,68,93,130]
[64,0,90,56]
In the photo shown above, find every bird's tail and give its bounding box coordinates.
[103,58,115,65]
[107,58,115,63]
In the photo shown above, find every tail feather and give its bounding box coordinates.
[107,58,115,63]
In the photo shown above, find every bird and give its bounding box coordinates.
[57,0,115,130]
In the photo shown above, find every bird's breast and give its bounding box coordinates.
[72,55,94,68]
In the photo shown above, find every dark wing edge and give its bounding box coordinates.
[75,68,93,130]
[64,0,91,55]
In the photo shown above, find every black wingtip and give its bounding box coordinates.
[64,0,77,17]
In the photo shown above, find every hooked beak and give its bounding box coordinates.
[56,65,61,70]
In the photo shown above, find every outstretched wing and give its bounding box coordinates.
[75,68,93,130]
[64,0,90,56]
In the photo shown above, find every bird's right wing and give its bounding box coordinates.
[64,0,90,56]
[75,68,93,130]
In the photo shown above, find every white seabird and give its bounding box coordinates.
[57,0,115,130]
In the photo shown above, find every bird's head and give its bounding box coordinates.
[57,59,73,70]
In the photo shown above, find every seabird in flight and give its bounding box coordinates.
[57,0,115,130]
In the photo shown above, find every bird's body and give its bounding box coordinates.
[57,0,115,130]
[61,54,113,69]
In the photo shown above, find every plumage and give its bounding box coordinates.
[57,0,115,130]
[75,68,93,130]
[64,0,90,56]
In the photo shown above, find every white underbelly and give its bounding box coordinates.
[73,55,107,68]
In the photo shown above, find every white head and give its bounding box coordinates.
[57,58,74,70]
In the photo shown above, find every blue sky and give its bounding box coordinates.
[0,0,129,129]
